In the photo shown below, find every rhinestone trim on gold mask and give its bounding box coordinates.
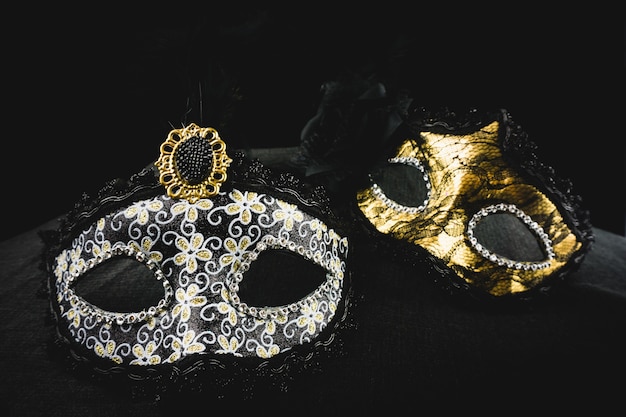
[357,119,584,297]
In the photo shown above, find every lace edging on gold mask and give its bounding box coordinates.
[356,111,591,298]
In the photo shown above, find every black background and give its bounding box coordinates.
[4,7,624,240]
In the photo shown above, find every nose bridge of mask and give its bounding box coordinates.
[357,118,585,297]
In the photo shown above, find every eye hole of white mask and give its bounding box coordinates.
[73,257,165,313]
[369,158,430,210]
[471,212,545,262]
[238,249,327,307]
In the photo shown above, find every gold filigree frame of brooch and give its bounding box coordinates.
[155,123,233,203]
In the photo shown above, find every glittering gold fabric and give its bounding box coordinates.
[356,120,583,297]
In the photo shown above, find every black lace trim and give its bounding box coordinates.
[40,152,344,254]
[405,106,594,250]
[227,152,340,225]
[38,152,355,402]
[43,276,356,403]
[39,165,162,255]
[356,106,595,305]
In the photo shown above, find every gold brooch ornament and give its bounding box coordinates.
[155,123,233,203]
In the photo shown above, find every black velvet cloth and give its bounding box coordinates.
[2,213,625,414]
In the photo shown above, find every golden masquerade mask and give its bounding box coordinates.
[356,109,593,299]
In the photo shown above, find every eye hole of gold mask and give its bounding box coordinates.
[471,212,545,262]
[356,114,590,298]
[238,249,327,307]
[73,257,166,313]
[369,161,430,209]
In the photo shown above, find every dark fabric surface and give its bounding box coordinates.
[1,215,625,415]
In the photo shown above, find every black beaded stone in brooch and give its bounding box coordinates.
[155,123,232,202]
